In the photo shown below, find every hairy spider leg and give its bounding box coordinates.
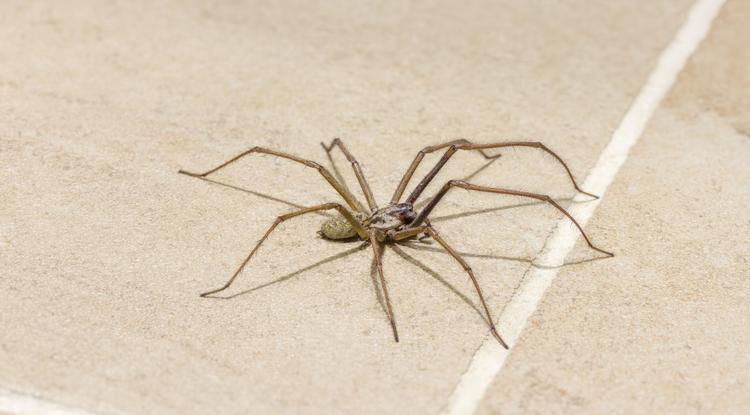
[200,203,366,297]
[395,140,598,206]
[321,138,378,212]
[391,139,501,204]
[178,146,365,212]
[390,225,509,349]
[411,180,614,257]
[369,230,399,342]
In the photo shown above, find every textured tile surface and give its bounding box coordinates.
[477,1,750,413]
[5,1,740,414]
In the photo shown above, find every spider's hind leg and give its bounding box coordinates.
[200,202,366,297]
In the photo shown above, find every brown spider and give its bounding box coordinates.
[179,138,613,349]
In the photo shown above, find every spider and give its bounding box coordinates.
[179,138,613,348]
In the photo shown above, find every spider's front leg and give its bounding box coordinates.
[394,139,598,206]
[391,139,501,204]
[200,203,366,297]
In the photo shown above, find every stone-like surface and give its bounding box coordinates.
[0,1,707,414]
[478,1,750,414]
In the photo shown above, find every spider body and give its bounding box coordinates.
[320,211,368,240]
[321,203,416,240]
[364,203,418,236]
[179,138,613,349]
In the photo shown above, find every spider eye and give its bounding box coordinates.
[401,211,416,222]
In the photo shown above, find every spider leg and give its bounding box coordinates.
[413,157,500,211]
[179,146,365,212]
[390,226,509,349]
[396,140,597,205]
[391,139,500,203]
[415,218,434,243]
[369,230,399,342]
[321,138,378,212]
[412,180,613,257]
[200,203,366,297]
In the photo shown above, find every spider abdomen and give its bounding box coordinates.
[320,212,367,240]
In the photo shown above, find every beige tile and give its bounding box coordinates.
[665,0,750,134]
[478,1,750,414]
[0,1,695,414]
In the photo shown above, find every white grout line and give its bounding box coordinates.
[0,1,727,415]
[441,0,726,413]
[0,387,107,415]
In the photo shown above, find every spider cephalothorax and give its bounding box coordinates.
[321,203,417,240]
[180,138,613,349]
[364,203,419,239]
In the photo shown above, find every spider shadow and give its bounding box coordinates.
[203,241,370,300]
[398,240,536,265]
[415,195,612,267]
[198,236,392,326]
[398,239,611,268]
[184,176,334,218]
[427,196,587,224]
[389,244,489,325]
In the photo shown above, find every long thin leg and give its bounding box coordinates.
[200,203,366,297]
[369,230,399,342]
[179,146,364,212]
[412,180,613,257]
[390,226,509,349]
[321,138,378,212]
[394,140,596,205]
[391,139,500,203]
[413,156,499,211]
[321,142,359,208]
